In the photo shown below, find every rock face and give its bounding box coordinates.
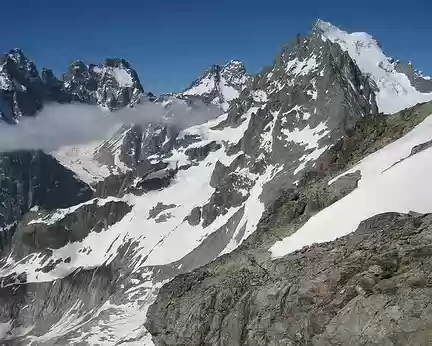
[394,61,432,94]
[147,212,432,346]
[63,58,144,109]
[0,49,145,123]
[0,151,93,251]
[182,60,250,111]
[14,199,132,258]
[0,49,60,123]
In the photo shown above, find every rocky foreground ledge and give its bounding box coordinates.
[146,211,432,346]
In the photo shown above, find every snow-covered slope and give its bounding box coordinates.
[271,111,432,257]
[182,60,249,110]
[316,20,432,114]
[51,125,131,184]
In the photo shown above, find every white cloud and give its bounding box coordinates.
[0,100,221,152]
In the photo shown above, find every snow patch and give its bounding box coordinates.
[285,56,319,77]
[282,122,329,149]
[51,125,130,184]
[91,65,134,88]
[112,68,134,87]
[183,76,215,97]
[252,90,268,103]
[28,197,123,226]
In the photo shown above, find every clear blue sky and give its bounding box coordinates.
[1,0,431,94]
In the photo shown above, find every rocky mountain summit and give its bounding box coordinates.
[0,49,147,123]
[1,20,432,345]
[62,58,145,109]
[316,20,432,113]
[182,60,250,111]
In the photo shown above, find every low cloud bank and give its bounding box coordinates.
[0,100,221,152]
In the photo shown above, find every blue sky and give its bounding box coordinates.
[1,0,431,94]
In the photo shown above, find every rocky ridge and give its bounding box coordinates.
[316,20,432,114]
[182,60,250,111]
[0,49,146,123]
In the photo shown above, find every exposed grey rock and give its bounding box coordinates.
[410,139,432,156]
[317,102,432,176]
[202,173,252,228]
[0,151,93,251]
[210,155,246,189]
[0,49,47,123]
[327,170,361,198]
[155,213,172,223]
[147,212,432,346]
[0,49,146,123]
[185,141,222,161]
[12,199,132,259]
[175,134,202,149]
[93,172,135,198]
[184,207,202,226]
[0,238,141,345]
[118,124,145,167]
[394,61,432,93]
[210,161,228,188]
[148,202,177,220]
[134,166,178,193]
[233,28,379,206]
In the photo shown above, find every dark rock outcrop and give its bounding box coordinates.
[184,207,202,226]
[148,202,177,220]
[13,199,132,259]
[185,141,222,161]
[0,151,93,251]
[0,49,51,123]
[202,173,252,228]
[0,48,145,123]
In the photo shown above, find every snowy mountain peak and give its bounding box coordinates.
[182,60,249,111]
[315,19,382,55]
[7,48,30,65]
[222,59,245,71]
[63,57,144,109]
[0,48,146,123]
[314,19,336,33]
[315,20,432,114]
